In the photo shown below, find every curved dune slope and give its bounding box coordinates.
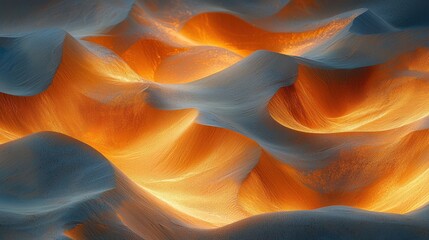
[1,133,428,240]
[1,0,429,239]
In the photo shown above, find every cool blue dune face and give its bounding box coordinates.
[0,132,115,239]
[1,0,429,239]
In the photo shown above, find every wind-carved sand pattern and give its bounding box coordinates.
[1,0,429,239]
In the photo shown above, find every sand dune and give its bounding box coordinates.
[1,133,428,239]
[1,0,429,239]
